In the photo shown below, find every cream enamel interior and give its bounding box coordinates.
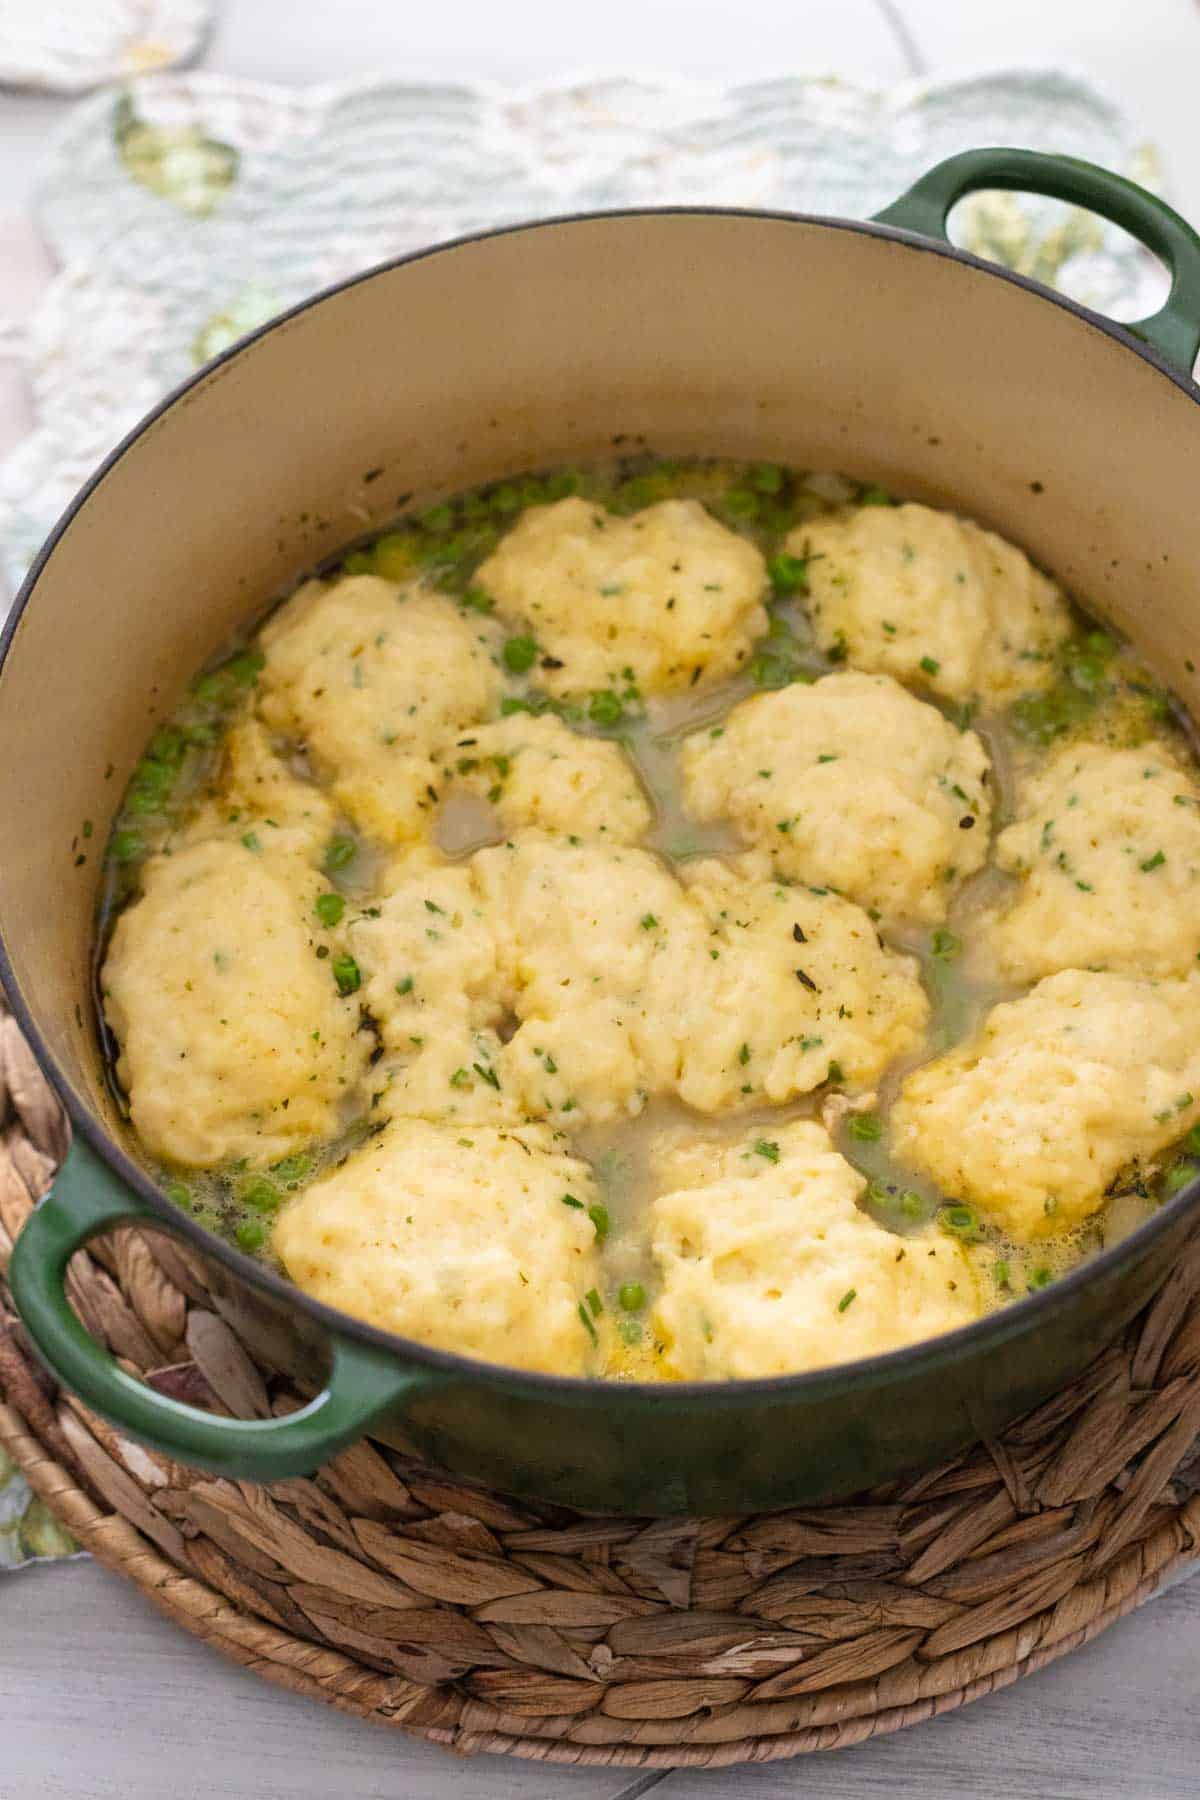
[2,209,1199,1175]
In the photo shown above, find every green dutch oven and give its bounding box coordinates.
[5,149,1200,1514]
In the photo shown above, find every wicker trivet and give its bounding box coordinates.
[2,1003,1200,1768]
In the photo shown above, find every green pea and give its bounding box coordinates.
[146,726,186,766]
[618,1283,645,1312]
[1164,1159,1195,1195]
[371,533,417,580]
[543,469,580,500]
[272,1153,313,1187]
[239,1176,281,1213]
[939,1203,981,1241]
[231,649,266,685]
[503,635,538,674]
[721,489,759,521]
[315,892,345,928]
[766,551,808,594]
[110,829,144,864]
[588,690,625,727]
[236,1217,267,1252]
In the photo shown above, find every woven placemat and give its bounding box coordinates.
[2,1001,1200,1768]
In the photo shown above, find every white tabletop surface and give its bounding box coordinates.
[4,3,1200,1795]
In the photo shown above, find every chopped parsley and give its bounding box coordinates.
[331,954,361,996]
[324,835,357,873]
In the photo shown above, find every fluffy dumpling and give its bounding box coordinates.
[474,497,769,695]
[984,741,1200,980]
[680,671,992,923]
[472,833,697,1123]
[257,575,502,843]
[891,969,1200,1241]
[347,852,502,1053]
[651,1120,979,1379]
[273,1120,602,1374]
[440,712,651,844]
[671,858,930,1109]
[102,838,369,1168]
[345,851,519,1126]
[790,502,1071,705]
[205,718,336,859]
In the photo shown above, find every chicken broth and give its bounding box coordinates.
[96,458,1200,1381]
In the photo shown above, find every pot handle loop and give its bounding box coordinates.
[874,146,1200,376]
[8,1137,434,1480]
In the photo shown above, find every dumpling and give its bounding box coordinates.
[207,718,336,859]
[440,711,651,844]
[790,502,1071,705]
[681,671,991,923]
[472,833,697,1124]
[984,741,1200,980]
[891,968,1200,1240]
[651,1120,978,1379]
[257,574,502,844]
[347,852,502,1053]
[273,1120,603,1374]
[669,858,929,1109]
[102,837,369,1168]
[474,497,768,695]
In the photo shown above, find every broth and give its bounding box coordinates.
[95,456,1200,1378]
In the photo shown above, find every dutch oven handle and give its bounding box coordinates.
[9,1135,436,1480]
[874,146,1200,376]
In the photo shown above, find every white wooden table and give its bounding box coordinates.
[4,3,1200,1793]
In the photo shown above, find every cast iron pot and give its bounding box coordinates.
[5,148,1200,1515]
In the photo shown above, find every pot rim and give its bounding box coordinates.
[4,200,1199,1409]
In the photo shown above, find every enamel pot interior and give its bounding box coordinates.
[3,209,1200,1512]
